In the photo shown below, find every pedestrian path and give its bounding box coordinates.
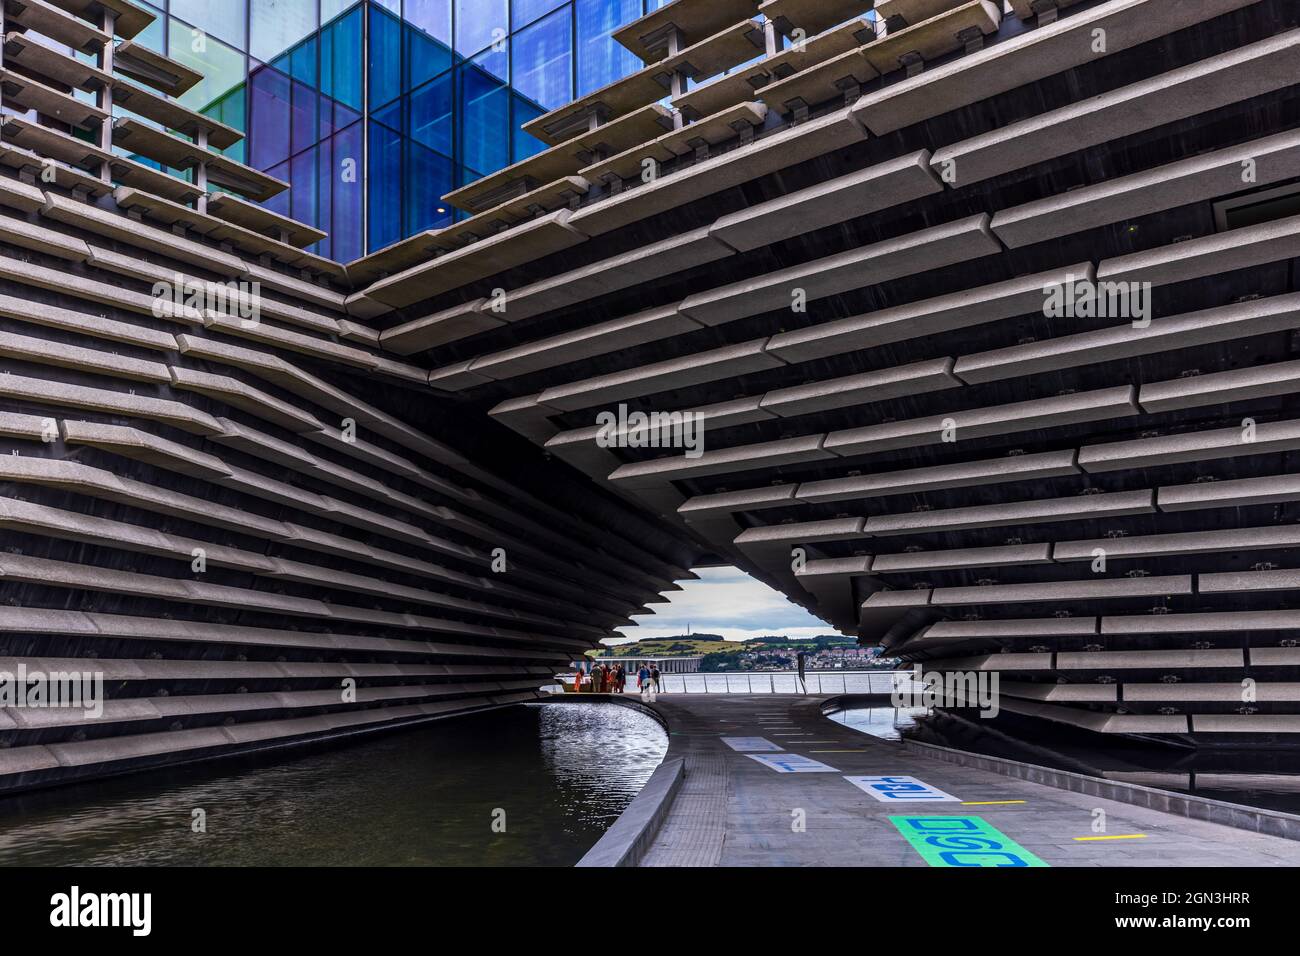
[636,695,1300,867]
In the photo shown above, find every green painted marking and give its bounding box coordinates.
[889,815,1049,868]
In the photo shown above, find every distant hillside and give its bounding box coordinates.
[598,634,856,658]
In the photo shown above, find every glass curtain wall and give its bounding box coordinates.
[104,0,667,262]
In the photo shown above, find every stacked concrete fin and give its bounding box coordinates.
[0,0,702,793]
[367,0,1300,748]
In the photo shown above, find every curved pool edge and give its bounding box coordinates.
[538,697,682,867]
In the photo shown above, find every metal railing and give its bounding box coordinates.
[555,670,918,696]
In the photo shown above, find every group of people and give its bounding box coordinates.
[572,661,663,701]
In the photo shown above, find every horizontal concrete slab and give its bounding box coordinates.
[1100,212,1300,288]
[955,292,1300,385]
[379,298,497,355]
[709,150,941,252]
[497,228,735,324]
[1141,359,1300,413]
[992,127,1300,248]
[767,263,1092,363]
[448,305,700,387]
[680,213,998,326]
[610,434,833,488]
[759,357,959,418]
[1158,473,1300,512]
[1079,417,1300,473]
[365,211,587,308]
[872,542,1052,573]
[537,337,786,411]
[930,574,1193,606]
[866,489,1155,535]
[797,449,1078,504]
[824,385,1137,457]
[930,29,1300,186]
[855,0,1261,134]
[570,107,868,236]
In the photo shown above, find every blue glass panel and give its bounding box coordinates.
[512,8,572,111]
[472,41,509,83]
[170,0,246,49]
[248,66,291,169]
[458,59,510,175]
[405,0,451,45]
[133,2,166,52]
[455,0,507,57]
[511,94,546,163]
[263,159,291,216]
[291,76,319,155]
[289,36,317,84]
[331,121,365,262]
[373,96,403,134]
[404,140,454,235]
[406,17,454,90]
[321,5,364,111]
[409,71,453,156]
[514,0,569,28]
[313,132,333,260]
[170,19,246,115]
[368,120,404,251]
[575,0,640,95]
[202,81,247,163]
[368,4,402,109]
[250,0,318,64]
[319,43,335,139]
[323,0,363,24]
[290,146,319,240]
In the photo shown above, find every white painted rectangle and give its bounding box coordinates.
[720,736,783,752]
[746,753,840,773]
[844,775,960,802]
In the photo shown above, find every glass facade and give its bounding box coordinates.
[118,0,669,263]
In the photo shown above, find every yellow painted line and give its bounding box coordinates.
[961,800,1027,806]
[1073,834,1147,841]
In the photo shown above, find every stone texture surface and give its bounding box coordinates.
[637,695,1300,866]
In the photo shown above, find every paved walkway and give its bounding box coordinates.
[635,694,1300,867]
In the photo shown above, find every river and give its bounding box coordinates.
[0,701,666,866]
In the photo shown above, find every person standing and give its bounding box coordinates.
[796,651,807,695]
[650,663,662,696]
[637,663,650,700]
[616,664,626,694]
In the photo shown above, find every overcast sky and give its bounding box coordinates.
[607,566,836,645]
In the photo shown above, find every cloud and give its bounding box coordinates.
[608,566,837,645]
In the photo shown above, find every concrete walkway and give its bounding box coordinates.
[634,695,1300,867]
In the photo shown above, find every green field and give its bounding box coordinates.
[595,634,855,658]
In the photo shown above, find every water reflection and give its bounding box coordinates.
[0,702,666,867]
[825,705,928,741]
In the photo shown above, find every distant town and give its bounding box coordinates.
[601,635,898,672]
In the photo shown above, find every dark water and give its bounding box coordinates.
[0,702,667,866]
